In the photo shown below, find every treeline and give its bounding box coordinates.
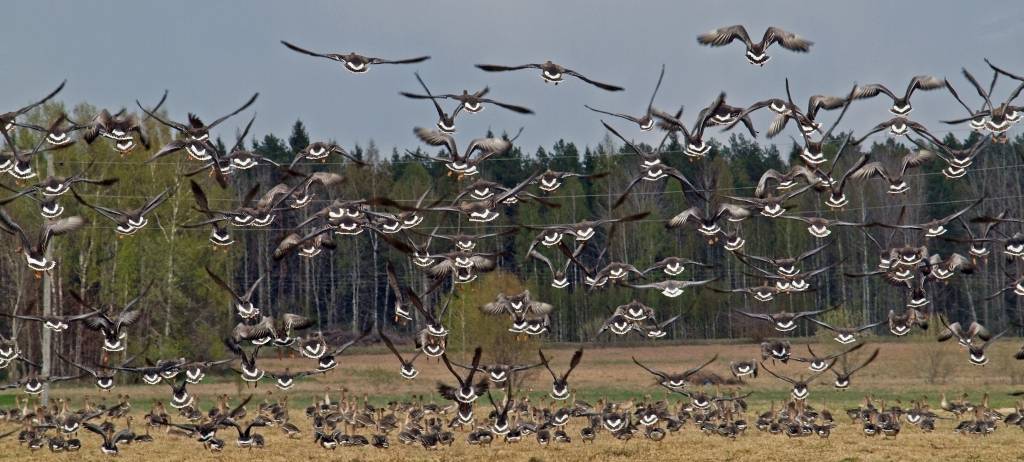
[2,100,1024,371]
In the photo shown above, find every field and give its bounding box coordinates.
[4,338,1024,461]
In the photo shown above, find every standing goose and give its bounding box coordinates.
[281,40,429,73]
[538,348,583,400]
[438,348,488,404]
[632,355,718,392]
[206,267,266,319]
[585,65,665,130]
[142,93,258,162]
[378,328,422,380]
[0,209,85,273]
[697,25,813,66]
[761,361,835,401]
[852,76,947,116]
[476,61,623,91]
[72,284,151,352]
[831,348,880,389]
[71,188,170,236]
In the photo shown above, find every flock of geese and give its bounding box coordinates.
[1,24,1024,454]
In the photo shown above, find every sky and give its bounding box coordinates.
[1,1,1022,155]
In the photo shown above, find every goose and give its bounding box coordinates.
[0,80,65,134]
[420,227,517,252]
[404,83,533,118]
[485,382,515,436]
[482,290,554,319]
[760,340,792,363]
[82,422,134,455]
[640,256,712,277]
[734,241,831,276]
[385,261,442,322]
[0,303,93,335]
[142,92,258,162]
[632,355,718,391]
[697,25,812,65]
[56,352,135,391]
[852,117,930,141]
[400,72,460,133]
[378,327,422,379]
[936,316,992,347]
[538,348,583,400]
[887,308,928,336]
[530,168,608,193]
[584,65,664,130]
[0,168,117,205]
[71,188,170,236]
[409,127,514,176]
[180,358,233,384]
[761,361,835,401]
[852,75,946,116]
[792,86,858,166]
[265,368,320,391]
[734,304,838,333]
[438,348,488,404]
[167,378,195,409]
[0,364,79,395]
[651,93,726,158]
[623,277,718,298]
[753,164,822,197]
[809,317,885,344]
[224,419,266,449]
[943,72,997,133]
[849,149,933,195]
[908,132,989,179]
[632,315,682,339]
[0,115,77,180]
[831,348,880,389]
[272,231,336,260]
[206,267,266,319]
[476,60,623,91]
[72,284,151,352]
[528,242,585,289]
[281,40,429,73]
[408,292,451,355]
[233,313,315,347]
[224,337,264,383]
[793,343,865,372]
[81,108,153,153]
[959,61,1024,134]
[729,360,759,378]
[0,209,86,273]
[289,141,365,168]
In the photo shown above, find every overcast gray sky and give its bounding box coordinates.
[2,1,1022,154]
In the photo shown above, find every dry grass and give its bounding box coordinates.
[6,339,1024,461]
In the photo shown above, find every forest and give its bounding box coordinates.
[1,99,1022,376]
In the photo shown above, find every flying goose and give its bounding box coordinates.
[584,64,665,130]
[852,75,947,116]
[404,83,533,118]
[809,317,885,344]
[378,327,422,379]
[0,115,76,179]
[0,209,85,273]
[142,92,258,162]
[623,277,718,298]
[476,61,624,91]
[0,304,101,333]
[850,150,934,194]
[281,40,429,73]
[652,93,726,158]
[206,267,265,319]
[527,242,585,289]
[71,188,170,236]
[793,342,865,372]
[697,25,813,66]
[410,127,515,176]
[82,422,135,455]
[831,348,880,389]
[734,304,838,333]
[438,348,488,404]
[734,241,832,276]
[538,348,583,400]
[632,354,718,391]
[55,352,135,391]
[761,361,835,400]
[310,325,370,372]
[72,283,151,352]
[0,80,65,134]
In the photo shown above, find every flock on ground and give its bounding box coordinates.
[0,23,1024,455]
